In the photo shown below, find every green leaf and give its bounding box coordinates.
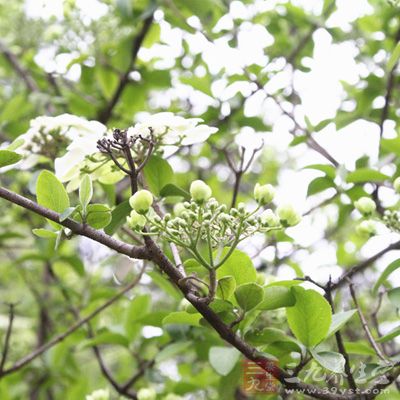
[216,249,257,286]
[388,41,400,71]
[234,283,264,312]
[104,200,131,235]
[147,271,181,300]
[376,326,400,343]
[85,204,112,229]
[373,259,400,295]
[388,287,400,307]
[314,119,333,132]
[155,341,192,363]
[346,168,389,183]
[245,328,302,351]
[216,276,236,300]
[80,331,129,349]
[327,309,357,337]
[162,311,202,327]
[303,164,336,179]
[59,207,76,222]
[307,177,335,197]
[0,150,22,168]
[209,347,240,376]
[79,174,93,213]
[124,294,151,339]
[160,184,190,199]
[143,156,174,195]
[344,341,376,356]
[286,287,332,348]
[36,170,70,229]
[310,349,345,373]
[95,66,119,99]
[381,138,400,156]
[258,286,296,310]
[32,228,58,239]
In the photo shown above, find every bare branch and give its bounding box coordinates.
[0,303,15,372]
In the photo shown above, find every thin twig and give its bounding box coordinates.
[0,266,145,378]
[348,280,390,364]
[0,303,15,372]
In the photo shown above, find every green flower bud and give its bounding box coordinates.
[356,220,377,237]
[237,202,246,213]
[126,210,146,230]
[259,209,280,227]
[137,388,157,400]
[276,204,301,226]
[190,180,212,203]
[254,183,275,205]
[129,190,153,214]
[394,177,400,193]
[173,202,186,216]
[164,213,171,222]
[354,197,376,216]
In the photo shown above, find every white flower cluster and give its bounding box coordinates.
[127,112,218,146]
[14,114,106,181]
[10,112,217,191]
[85,388,109,400]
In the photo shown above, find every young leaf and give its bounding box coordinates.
[59,207,76,222]
[85,204,112,229]
[310,349,345,373]
[0,150,22,168]
[160,183,190,199]
[162,311,202,327]
[286,287,332,348]
[32,228,58,239]
[209,347,240,376]
[216,249,257,285]
[79,174,93,213]
[258,286,296,310]
[373,259,400,295]
[376,326,400,343]
[388,287,400,308]
[346,168,388,183]
[104,200,131,235]
[327,309,356,337]
[387,41,400,71]
[143,156,173,195]
[36,170,70,229]
[234,283,264,312]
[216,276,236,300]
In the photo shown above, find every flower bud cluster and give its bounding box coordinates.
[383,210,400,233]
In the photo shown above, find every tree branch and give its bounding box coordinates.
[0,186,149,261]
[97,13,155,123]
[330,240,400,290]
[0,303,15,372]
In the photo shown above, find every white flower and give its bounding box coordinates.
[86,388,109,400]
[127,112,218,146]
[13,114,107,177]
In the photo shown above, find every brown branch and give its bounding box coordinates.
[0,41,55,114]
[0,266,145,378]
[0,186,149,261]
[97,13,155,123]
[0,303,15,372]
[331,240,400,290]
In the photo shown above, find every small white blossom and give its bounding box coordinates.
[127,112,218,146]
[85,388,109,400]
